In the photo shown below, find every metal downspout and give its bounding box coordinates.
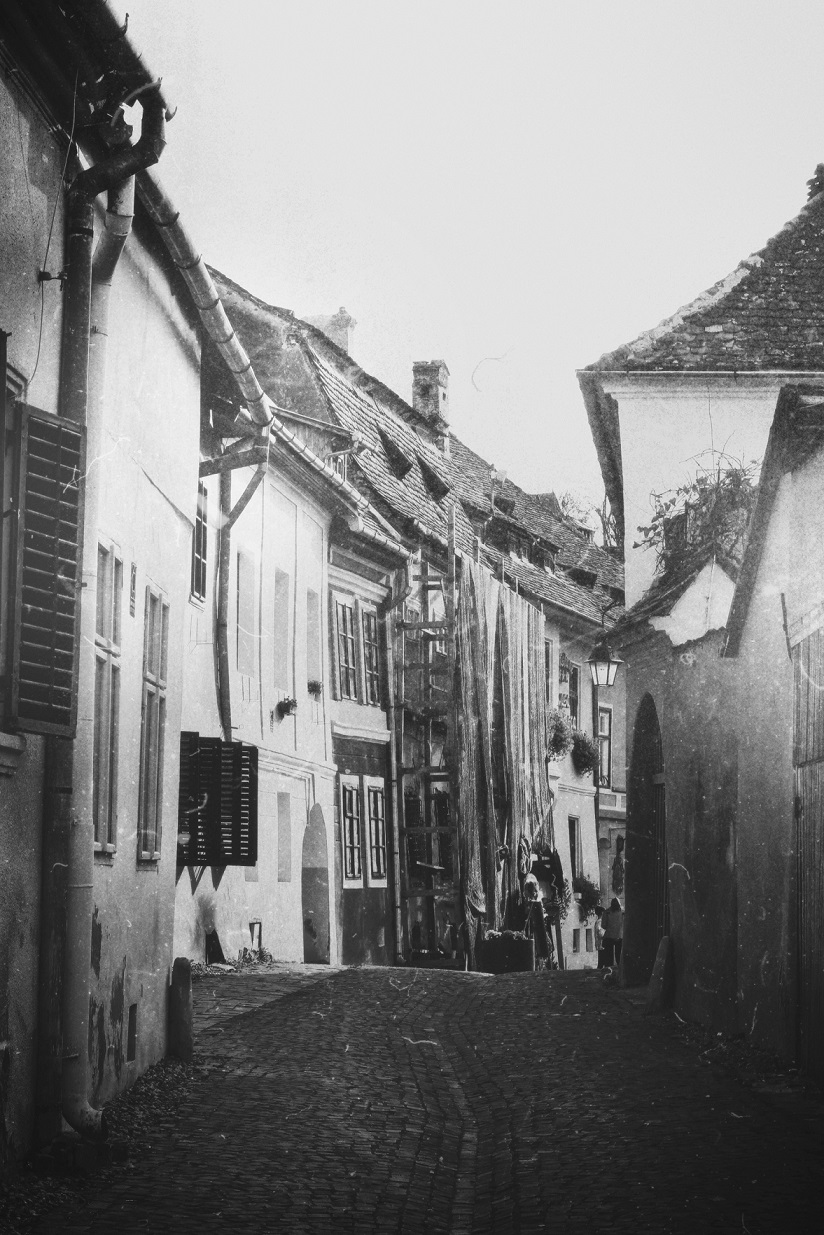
[52,88,165,1141]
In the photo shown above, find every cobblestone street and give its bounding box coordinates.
[34,967,822,1234]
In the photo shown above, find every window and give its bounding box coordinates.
[568,815,582,880]
[335,600,358,699]
[544,638,554,705]
[366,779,387,885]
[341,774,389,888]
[572,928,581,953]
[236,549,256,676]
[177,731,258,866]
[94,544,122,852]
[362,609,382,705]
[568,662,580,727]
[138,587,169,861]
[190,481,207,602]
[340,776,362,884]
[586,928,594,952]
[598,706,612,788]
[1,373,85,735]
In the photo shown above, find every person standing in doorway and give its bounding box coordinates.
[601,898,624,967]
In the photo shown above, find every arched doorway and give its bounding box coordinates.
[302,803,330,963]
[624,694,669,984]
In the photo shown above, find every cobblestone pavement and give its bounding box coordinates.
[34,967,822,1234]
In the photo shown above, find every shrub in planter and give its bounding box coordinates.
[571,728,599,776]
[573,874,602,922]
[547,708,574,761]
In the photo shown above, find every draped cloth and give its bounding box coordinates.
[456,558,554,957]
[499,585,555,925]
[457,559,500,945]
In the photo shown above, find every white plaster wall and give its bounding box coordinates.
[605,377,789,606]
[76,214,201,1105]
[174,467,340,965]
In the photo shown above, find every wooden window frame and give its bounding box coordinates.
[544,637,554,706]
[361,606,382,706]
[340,773,363,886]
[190,480,208,604]
[364,775,388,887]
[334,596,358,701]
[568,662,581,727]
[568,814,582,881]
[93,542,122,853]
[598,705,613,789]
[138,585,169,862]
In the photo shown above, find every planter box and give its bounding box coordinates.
[477,933,535,974]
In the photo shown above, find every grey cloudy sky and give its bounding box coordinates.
[118,0,824,504]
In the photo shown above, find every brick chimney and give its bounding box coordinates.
[304,306,357,355]
[412,360,449,425]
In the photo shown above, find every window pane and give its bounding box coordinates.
[568,816,581,879]
[112,558,122,648]
[336,602,357,700]
[96,546,109,639]
[368,786,386,880]
[569,665,579,727]
[362,610,381,705]
[93,656,107,843]
[108,664,119,846]
[544,639,553,705]
[342,782,361,880]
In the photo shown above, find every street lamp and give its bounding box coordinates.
[586,637,623,688]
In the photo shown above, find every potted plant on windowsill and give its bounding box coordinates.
[307,680,323,699]
[546,708,574,762]
[276,696,298,719]
[571,729,598,777]
[572,874,601,922]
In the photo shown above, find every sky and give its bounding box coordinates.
[115,0,824,507]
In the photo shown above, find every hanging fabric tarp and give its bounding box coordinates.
[457,557,500,928]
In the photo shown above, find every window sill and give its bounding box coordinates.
[94,843,116,859]
[0,731,27,776]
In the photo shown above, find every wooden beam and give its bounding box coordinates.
[199,446,267,477]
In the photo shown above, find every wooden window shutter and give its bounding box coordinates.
[9,405,85,736]
[177,732,258,866]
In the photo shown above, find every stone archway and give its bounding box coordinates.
[624,693,669,985]
[302,803,330,964]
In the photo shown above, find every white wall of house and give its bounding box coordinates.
[78,222,201,1108]
[175,469,339,966]
[601,375,790,606]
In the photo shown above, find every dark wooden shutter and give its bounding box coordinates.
[178,732,258,866]
[9,404,85,736]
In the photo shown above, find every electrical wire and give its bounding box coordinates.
[29,70,79,389]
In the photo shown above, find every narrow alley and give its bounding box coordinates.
[30,967,822,1234]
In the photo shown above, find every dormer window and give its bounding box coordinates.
[378,428,413,478]
[418,455,451,501]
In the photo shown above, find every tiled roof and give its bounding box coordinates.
[584,188,824,374]
[205,267,624,628]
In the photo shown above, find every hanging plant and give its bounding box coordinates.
[544,876,572,923]
[573,874,602,922]
[571,729,599,777]
[546,708,574,761]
